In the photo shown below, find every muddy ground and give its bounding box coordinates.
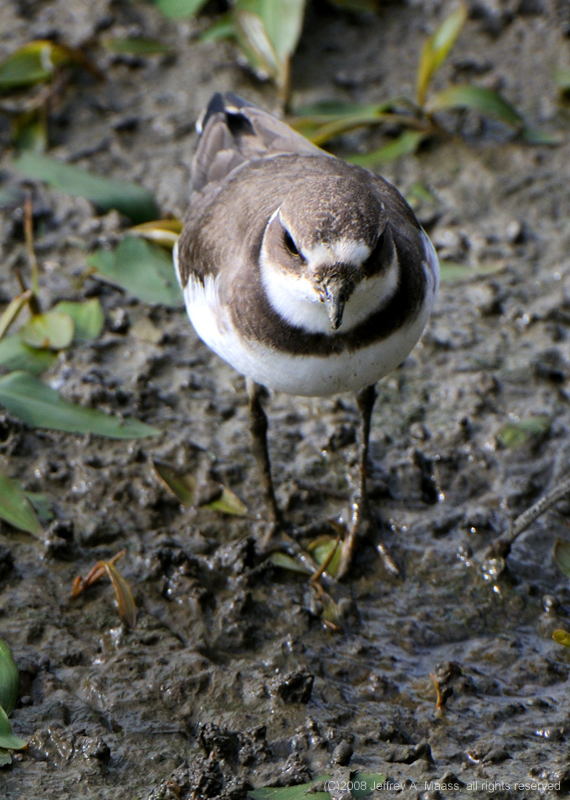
[1,1,570,798]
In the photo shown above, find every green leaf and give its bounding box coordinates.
[0,749,12,766]
[152,458,247,515]
[327,0,378,10]
[208,486,248,516]
[521,127,563,145]
[23,492,54,525]
[87,236,183,308]
[19,310,74,351]
[0,707,26,751]
[307,536,342,577]
[248,777,331,800]
[154,0,209,19]
[53,299,104,341]
[0,335,57,374]
[292,101,399,145]
[0,185,25,210]
[0,371,160,439]
[13,110,48,154]
[13,152,159,224]
[104,562,137,629]
[269,552,312,575]
[0,473,42,537]
[241,0,305,74]
[426,85,523,127]
[496,415,551,448]
[0,639,20,716]
[152,459,196,505]
[417,3,468,106]
[554,67,570,92]
[554,539,570,580]
[234,0,306,90]
[438,260,505,282]
[102,37,171,55]
[0,41,69,90]
[233,8,280,81]
[348,130,426,168]
[199,15,237,43]
[553,629,570,648]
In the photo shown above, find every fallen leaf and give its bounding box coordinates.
[0,473,42,537]
[0,639,19,716]
[0,371,160,439]
[13,152,159,224]
[88,236,183,308]
[53,299,104,340]
[19,310,74,350]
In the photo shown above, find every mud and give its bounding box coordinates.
[1,1,570,798]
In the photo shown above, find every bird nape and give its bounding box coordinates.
[175,91,439,578]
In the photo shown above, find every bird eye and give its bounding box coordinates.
[283,230,300,257]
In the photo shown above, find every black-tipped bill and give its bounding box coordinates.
[323,287,346,331]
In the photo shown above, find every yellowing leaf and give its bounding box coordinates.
[208,486,248,516]
[0,291,32,342]
[496,416,551,448]
[0,40,69,90]
[104,562,137,629]
[19,310,74,350]
[417,4,468,106]
[553,629,570,648]
[128,218,183,250]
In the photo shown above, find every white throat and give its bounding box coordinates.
[259,244,400,335]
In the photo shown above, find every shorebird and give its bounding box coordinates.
[174,92,439,577]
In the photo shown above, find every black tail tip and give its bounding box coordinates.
[197,92,256,134]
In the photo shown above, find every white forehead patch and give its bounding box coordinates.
[303,239,371,268]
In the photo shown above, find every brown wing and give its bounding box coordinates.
[191,92,325,193]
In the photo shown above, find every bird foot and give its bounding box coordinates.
[335,499,399,580]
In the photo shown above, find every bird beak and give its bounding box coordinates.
[319,277,348,331]
[324,288,345,331]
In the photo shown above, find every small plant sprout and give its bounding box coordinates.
[72,550,137,629]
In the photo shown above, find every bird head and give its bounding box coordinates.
[260,181,392,334]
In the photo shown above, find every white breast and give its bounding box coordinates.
[174,233,439,397]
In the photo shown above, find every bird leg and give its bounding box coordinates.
[337,383,377,578]
[246,378,284,539]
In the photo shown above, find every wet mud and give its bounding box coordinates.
[1,1,570,798]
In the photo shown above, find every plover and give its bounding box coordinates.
[175,92,439,577]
